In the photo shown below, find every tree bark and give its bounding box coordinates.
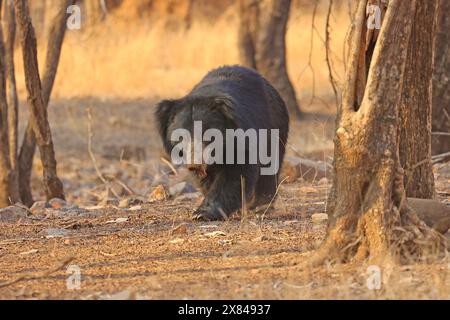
[432,0,450,155]
[398,0,435,199]
[3,0,19,196]
[17,0,73,206]
[14,0,64,202]
[314,0,445,266]
[0,0,19,206]
[238,0,301,119]
[86,0,105,26]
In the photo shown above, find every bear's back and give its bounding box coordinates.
[189,66,288,132]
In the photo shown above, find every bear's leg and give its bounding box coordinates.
[193,166,259,221]
[251,174,278,212]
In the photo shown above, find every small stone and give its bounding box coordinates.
[311,213,329,224]
[0,206,29,223]
[105,217,129,224]
[45,228,70,238]
[169,238,185,244]
[30,201,51,214]
[218,239,233,246]
[49,198,68,209]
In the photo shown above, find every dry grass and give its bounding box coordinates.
[5,1,449,300]
[14,1,349,104]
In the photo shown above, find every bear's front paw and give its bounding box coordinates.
[192,206,228,221]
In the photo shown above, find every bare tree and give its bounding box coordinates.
[14,0,64,202]
[17,0,74,206]
[238,0,301,119]
[0,0,19,206]
[432,0,450,156]
[3,0,18,195]
[311,0,445,265]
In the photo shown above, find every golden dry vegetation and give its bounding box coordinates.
[0,0,449,300]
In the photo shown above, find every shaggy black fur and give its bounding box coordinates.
[155,65,289,220]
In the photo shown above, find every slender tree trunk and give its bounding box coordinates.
[3,0,19,197]
[17,0,73,206]
[314,0,445,266]
[14,0,64,202]
[432,0,450,155]
[238,0,301,119]
[0,0,19,206]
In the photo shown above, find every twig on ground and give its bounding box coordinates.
[86,107,119,199]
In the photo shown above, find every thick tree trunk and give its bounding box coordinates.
[14,0,64,202]
[17,0,73,206]
[315,0,445,266]
[238,0,301,119]
[432,0,450,156]
[398,0,435,199]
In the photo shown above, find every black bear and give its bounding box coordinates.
[155,65,289,220]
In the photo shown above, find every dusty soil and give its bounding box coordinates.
[0,99,449,300]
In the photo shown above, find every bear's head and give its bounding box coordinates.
[155,96,237,177]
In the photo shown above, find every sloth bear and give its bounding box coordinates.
[155,66,289,220]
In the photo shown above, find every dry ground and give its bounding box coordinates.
[0,99,449,300]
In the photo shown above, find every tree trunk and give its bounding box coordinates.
[14,0,64,202]
[238,0,301,119]
[86,0,105,26]
[17,0,73,206]
[238,0,258,69]
[398,0,435,199]
[432,0,450,156]
[0,0,19,206]
[3,0,19,199]
[314,0,445,266]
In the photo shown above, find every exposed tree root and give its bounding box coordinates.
[306,165,448,268]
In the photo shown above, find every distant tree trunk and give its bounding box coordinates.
[238,0,258,69]
[0,0,19,207]
[432,0,450,156]
[238,0,301,119]
[313,0,444,266]
[14,0,64,202]
[4,0,19,195]
[17,0,73,206]
[86,0,105,26]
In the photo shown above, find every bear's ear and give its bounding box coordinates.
[155,99,178,152]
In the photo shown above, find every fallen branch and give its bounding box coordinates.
[432,152,450,164]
